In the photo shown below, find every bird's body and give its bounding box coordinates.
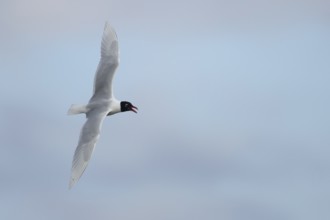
[68,22,137,189]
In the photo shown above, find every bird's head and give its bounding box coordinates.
[120,101,138,113]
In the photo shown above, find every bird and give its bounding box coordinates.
[67,22,138,189]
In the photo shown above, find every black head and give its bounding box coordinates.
[120,101,138,113]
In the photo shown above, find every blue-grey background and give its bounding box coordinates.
[1,0,329,219]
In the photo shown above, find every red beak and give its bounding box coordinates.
[130,105,138,113]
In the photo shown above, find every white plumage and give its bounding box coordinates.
[68,22,121,189]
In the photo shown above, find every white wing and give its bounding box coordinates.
[89,22,119,103]
[69,109,108,189]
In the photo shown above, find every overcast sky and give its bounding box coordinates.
[1,0,330,219]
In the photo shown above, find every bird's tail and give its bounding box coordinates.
[67,104,88,115]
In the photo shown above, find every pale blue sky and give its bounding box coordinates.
[1,0,330,219]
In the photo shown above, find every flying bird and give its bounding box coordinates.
[67,22,138,189]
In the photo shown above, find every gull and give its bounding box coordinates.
[67,22,138,189]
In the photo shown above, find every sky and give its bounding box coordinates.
[1,0,330,219]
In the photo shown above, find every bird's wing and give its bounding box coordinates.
[69,109,108,189]
[89,22,119,103]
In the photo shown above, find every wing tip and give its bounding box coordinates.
[100,21,119,59]
[104,20,113,28]
[103,21,118,40]
[68,177,76,190]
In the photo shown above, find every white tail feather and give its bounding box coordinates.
[67,104,88,115]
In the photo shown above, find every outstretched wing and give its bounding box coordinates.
[89,22,119,103]
[69,109,108,189]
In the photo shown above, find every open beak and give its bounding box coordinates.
[130,105,138,113]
